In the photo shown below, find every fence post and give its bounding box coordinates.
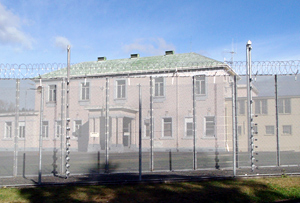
[275,75,280,166]
[60,78,66,175]
[105,77,110,173]
[192,76,197,170]
[149,76,154,171]
[38,84,44,184]
[138,84,142,181]
[232,75,237,176]
[65,45,71,178]
[13,79,20,177]
[246,40,255,171]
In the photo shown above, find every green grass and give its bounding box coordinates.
[1,176,300,202]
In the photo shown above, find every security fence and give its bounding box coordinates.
[0,60,300,186]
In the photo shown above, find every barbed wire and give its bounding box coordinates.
[0,60,299,79]
[226,60,300,76]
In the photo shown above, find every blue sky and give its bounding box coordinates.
[0,0,299,64]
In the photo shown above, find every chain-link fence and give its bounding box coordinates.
[0,59,300,186]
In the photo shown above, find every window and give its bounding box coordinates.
[195,76,206,95]
[154,77,164,97]
[265,125,274,135]
[185,118,193,137]
[237,100,245,115]
[205,116,215,137]
[253,125,258,135]
[283,125,292,135]
[56,121,62,138]
[255,99,268,115]
[278,98,291,114]
[81,82,90,100]
[162,118,172,137]
[42,121,48,138]
[73,120,82,138]
[4,122,12,139]
[144,119,150,138]
[116,79,126,99]
[237,126,242,136]
[48,85,56,102]
[19,122,25,139]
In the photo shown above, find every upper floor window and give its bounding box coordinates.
[205,116,215,137]
[81,82,90,100]
[48,85,56,102]
[195,76,206,96]
[255,99,268,115]
[278,98,291,114]
[4,121,12,139]
[237,100,245,115]
[116,79,126,99]
[154,77,164,97]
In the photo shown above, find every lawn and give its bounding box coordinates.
[1,176,300,202]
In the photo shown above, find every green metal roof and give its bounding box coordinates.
[42,52,232,79]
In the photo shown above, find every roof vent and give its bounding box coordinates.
[98,57,106,61]
[130,54,139,59]
[165,50,174,55]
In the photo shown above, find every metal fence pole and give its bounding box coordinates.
[246,40,255,171]
[65,45,71,178]
[232,75,237,176]
[38,85,44,184]
[149,76,154,171]
[275,75,280,166]
[60,78,66,175]
[13,79,20,177]
[138,84,142,181]
[105,77,110,173]
[192,76,197,170]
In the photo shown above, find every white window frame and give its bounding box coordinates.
[48,85,56,102]
[56,120,62,139]
[80,82,90,101]
[42,121,49,138]
[4,121,12,139]
[255,99,268,115]
[282,125,292,135]
[185,117,193,137]
[116,79,126,99]
[204,116,215,137]
[237,100,245,115]
[154,77,165,97]
[278,98,291,114]
[265,125,275,135]
[73,120,82,138]
[144,118,150,138]
[18,121,25,139]
[162,117,172,137]
[195,75,206,96]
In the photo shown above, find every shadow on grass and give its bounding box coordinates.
[19,177,298,203]
[17,159,299,203]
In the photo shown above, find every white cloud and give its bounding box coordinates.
[122,38,175,56]
[55,36,71,51]
[0,3,33,49]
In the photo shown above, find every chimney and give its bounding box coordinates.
[130,54,139,59]
[165,50,174,55]
[98,57,106,61]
